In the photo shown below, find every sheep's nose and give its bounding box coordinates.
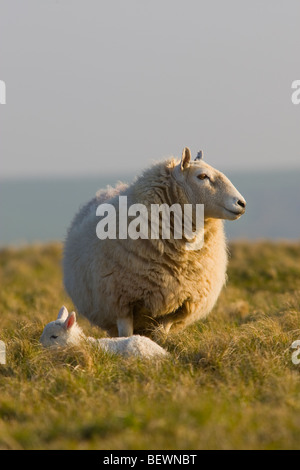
[237,199,246,209]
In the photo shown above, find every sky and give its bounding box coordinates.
[0,0,299,178]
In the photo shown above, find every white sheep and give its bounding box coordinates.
[63,147,246,338]
[40,306,168,359]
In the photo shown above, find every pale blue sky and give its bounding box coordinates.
[0,0,299,178]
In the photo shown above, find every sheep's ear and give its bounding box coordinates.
[57,305,68,320]
[64,311,76,330]
[180,147,191,170]
[194,150,203,161]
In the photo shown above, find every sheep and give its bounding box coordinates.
[63,147,246,338]
[40,306,168,359]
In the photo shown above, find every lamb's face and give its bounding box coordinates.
[173,148,246,220]
[40,320,70,348]
[40,308,81,348]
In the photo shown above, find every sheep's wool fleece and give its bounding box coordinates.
[63,158,227,336]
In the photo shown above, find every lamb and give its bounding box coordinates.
[40,306,168,359]
[63,147,246,338]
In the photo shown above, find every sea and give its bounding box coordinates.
[1,169,299,246]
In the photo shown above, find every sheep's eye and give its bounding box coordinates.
[50,335,58,339]
[197,173,208,180]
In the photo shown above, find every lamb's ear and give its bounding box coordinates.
[57,305,68,321]
[180,147,191,170]
[64,311,76,330]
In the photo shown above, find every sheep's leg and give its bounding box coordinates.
[160,301,193,334]
[162,321,172,335]
[117,313,133,337]
[160,312,183,334]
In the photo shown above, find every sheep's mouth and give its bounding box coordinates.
[223,208,244,219]
[227,209,242,215]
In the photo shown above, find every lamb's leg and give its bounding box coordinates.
[117,312,133,337]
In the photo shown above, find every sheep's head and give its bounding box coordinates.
[173,147,246,221]
[40,306,84,348]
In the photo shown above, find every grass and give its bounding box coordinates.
[1,241,300,449]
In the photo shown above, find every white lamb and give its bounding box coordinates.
[40,306,168,359]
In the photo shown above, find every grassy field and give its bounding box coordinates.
[1,241,300,450]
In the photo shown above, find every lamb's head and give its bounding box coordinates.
[40,306,84,348]
[173,147,246,220]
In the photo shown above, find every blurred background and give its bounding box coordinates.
[0,0,299,245]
